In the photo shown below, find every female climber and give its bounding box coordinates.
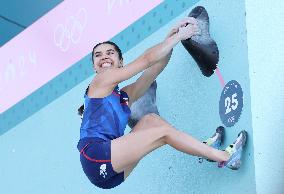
[77,17,247,189]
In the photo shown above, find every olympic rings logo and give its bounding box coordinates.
[54,8,87,52]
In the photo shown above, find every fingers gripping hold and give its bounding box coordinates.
[168,17,199,40]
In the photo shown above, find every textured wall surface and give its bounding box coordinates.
[246,0,284,194]
[0,0,260,194]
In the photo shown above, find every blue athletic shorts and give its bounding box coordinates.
[77,137,124,189]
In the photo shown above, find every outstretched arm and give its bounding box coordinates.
[122,18,199,106]
[121,50,172,106]
[95,17,198,91]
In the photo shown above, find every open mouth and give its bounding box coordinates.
[100,62,112,68]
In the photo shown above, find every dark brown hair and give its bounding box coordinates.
[91,41,123,64]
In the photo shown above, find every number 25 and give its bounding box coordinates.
[225,93,238,114]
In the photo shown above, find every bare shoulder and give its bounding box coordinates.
[87,74,116,98]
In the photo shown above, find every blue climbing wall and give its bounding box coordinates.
[0,0,260,193]
[246,0,284,193]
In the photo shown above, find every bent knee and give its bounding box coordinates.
[141,113,165,124]
[140,114,172,132]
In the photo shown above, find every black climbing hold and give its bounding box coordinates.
[181,6,219,77]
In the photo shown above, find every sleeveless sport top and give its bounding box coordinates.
[79,85,131,140]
